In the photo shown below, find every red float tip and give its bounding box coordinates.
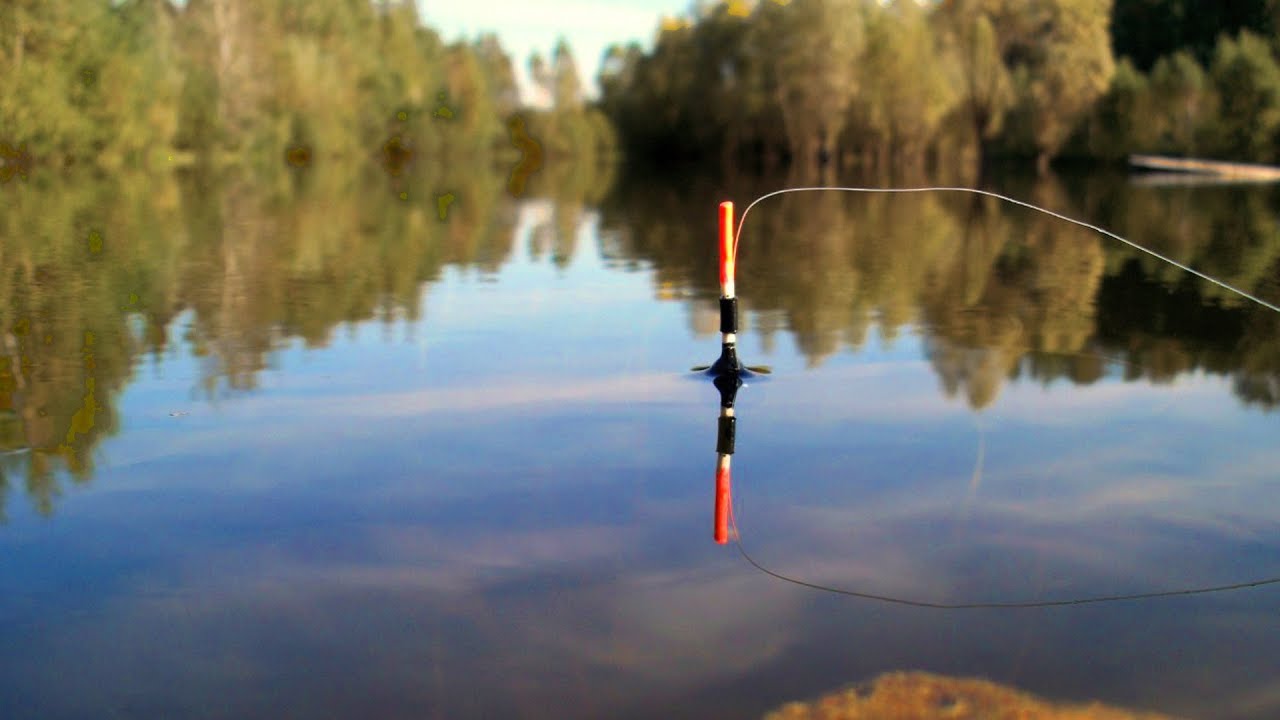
[714,459,731,544]
[719,201,735,297]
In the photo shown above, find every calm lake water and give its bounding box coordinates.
[2,166,1280,718]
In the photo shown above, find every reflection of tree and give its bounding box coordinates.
[914,181,1104,408]
[600,172,1280,411]
[1083,179,1280,408]
[170,165,529,400]
[0,159,613,511]
[0,183,138,514]
[1097,261,1236,373]
[9,162,1280,513]
[739,190,861,363]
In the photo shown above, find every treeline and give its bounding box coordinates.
[0,0,612,172]
[1087,30,1280,164]
[598,0,1280,174]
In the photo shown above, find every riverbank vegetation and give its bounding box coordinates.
[9,1,1280,176]
[599,0,1280,175]
[0,0,612,174]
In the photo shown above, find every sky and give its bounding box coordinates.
[415,0,687,105]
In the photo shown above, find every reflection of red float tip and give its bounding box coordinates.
[719,201,735,297]
[714,457,731,544]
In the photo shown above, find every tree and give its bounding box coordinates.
[528,51,552,107]
[1112,0,1280,71]
[936,5,1014,161]
[550,38,584,112]
[92,0,183,166]
[1084,57,1154,160]
[857,0,958,165]
[1208,30,1280,161]
[756,0,865,171]
[1148,50,1211,153]
[443,42,499,153]
[474,33,519,118]
[598,42,644,135]
[0,0,541,171]
[0,0,103,162]
[1024,0,1116,173]
[683,4,757,168]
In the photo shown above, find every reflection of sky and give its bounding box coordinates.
[3,203,1280,718]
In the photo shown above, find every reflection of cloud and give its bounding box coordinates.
[760,362,1238,428]
[328,372,686,417]
[992,373,1234,426]
[6,509,804,718]
[731,363,1280,611]
[10,433,1280,719]
[13,352,1280,716]
[96,371,692,480]
[739,454,1280,606]
[756,361,962,424]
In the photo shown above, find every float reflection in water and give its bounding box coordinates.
[712,372,740,545]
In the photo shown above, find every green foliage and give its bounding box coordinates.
[1112,0,1280,71]
[524,42,616,164]
[0,1,106,163]
[1080,57,1155,159]
[1024,0,1116,170]
[0,0,616,172]
[1148,50,1211,153]
[1208,30,1280,161]
[603,0,1123,173]
[850,0,957,164]
[16,0,1280,173]
[595,0,1280,170]
[550,39,585,112]
[473,33,520,120]
[934,3,1015,159]
[766,0,865,168]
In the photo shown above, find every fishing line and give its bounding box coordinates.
[722,185,1280,607]
[727,474,1280,608]
[728,502,1280,608]
[732,186,1280,316]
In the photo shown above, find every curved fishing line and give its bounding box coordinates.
[732,186,1280,316]
[726,187,1280,606]
[726,501,1280,608]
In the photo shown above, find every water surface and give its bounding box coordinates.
[2,169,1279,718]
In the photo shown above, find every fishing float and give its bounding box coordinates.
[707,201,744,377]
